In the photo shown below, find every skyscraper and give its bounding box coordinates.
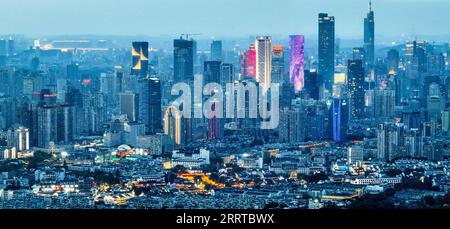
[203,61,222,85]
[347,60,365,119]
[221,63,234,85]
[164,106,182,145]
[131,42,149,76]
[211,40,223,61]
[174,38,194,82]
[255,36,272,93]
[318,13,335,92]
[120,92,139,123]
[139,77,162,134]
[332,98,348,143]
[289,35,305,92]
[364,1,375,73]
[271,45,284,84]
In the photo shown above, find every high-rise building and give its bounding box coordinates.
[347,60,365,119]
[364,1,375,73]
[211,40,223,61]
[304,69,320,100]
[332,98,348,142]
[131,42,149,76]
[387,49,399,72]
[164,106,182,145]
[36,100,74,148]
[120,92,139,122]
[442,110,450,132]
[289,35,305,92]
[318,13,335,92]
[139,77,162,134]
[271,45,284,84]
[7,126,30,152]
[255,36,272,93]
[174,38,194,82]
[221,63,234,85]
[203,61,222,85]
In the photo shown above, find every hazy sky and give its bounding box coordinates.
[1,0,449,38]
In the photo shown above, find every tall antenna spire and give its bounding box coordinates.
[369,0,372,12]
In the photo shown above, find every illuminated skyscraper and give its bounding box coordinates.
[364,1,375,73]
[347,60,365,119]
[289,35,305,92]
[131,41,149,76]
[241,44,257,78]
[255,36,272,93]
[174,38,194,82]
[318,13,335,92]
[271,45,284,84]
[332,98,348,143]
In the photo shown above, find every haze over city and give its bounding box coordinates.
[1,0,450,39]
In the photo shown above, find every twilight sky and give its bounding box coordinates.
[0,0,449,38]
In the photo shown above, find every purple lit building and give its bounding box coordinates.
[289,35,305,93]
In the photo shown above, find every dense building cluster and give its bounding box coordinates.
[1,2,450,209]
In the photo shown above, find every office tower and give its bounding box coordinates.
[7,126,30,152]
[240,44,256,78]
[332,98,348,143]
[279,108,304,143]
[387,49,399,72]
[203,61,222,85]
[131,41,149,76]
[304,69,320,100]
[348,146,364,165]
[289,35,305,92]
[427,83,445,122]
[120,92,139,122]
[271,45,284,84]
[164,106,182,145]
[0,39,6,56]
[364,1,375,73]
[366,89,395,119]
[139,77,162,134]
[36,96,74,148]
[347,60,365,119]
[377,122,408,161]
[352,47,365,60]
[255,36,272,93]
[221,63,234,85]
[405,128,422,158]
[211,40,223,61]
[318,13,335,92]
[174,38,194,82]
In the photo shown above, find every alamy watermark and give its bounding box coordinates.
[168,75,280,129]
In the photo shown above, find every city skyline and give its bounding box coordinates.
[0,0,449,39]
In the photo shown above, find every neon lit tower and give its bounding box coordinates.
[289,35,305,93]
[131,42,149,76]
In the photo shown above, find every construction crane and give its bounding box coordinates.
[180,33,202,40]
